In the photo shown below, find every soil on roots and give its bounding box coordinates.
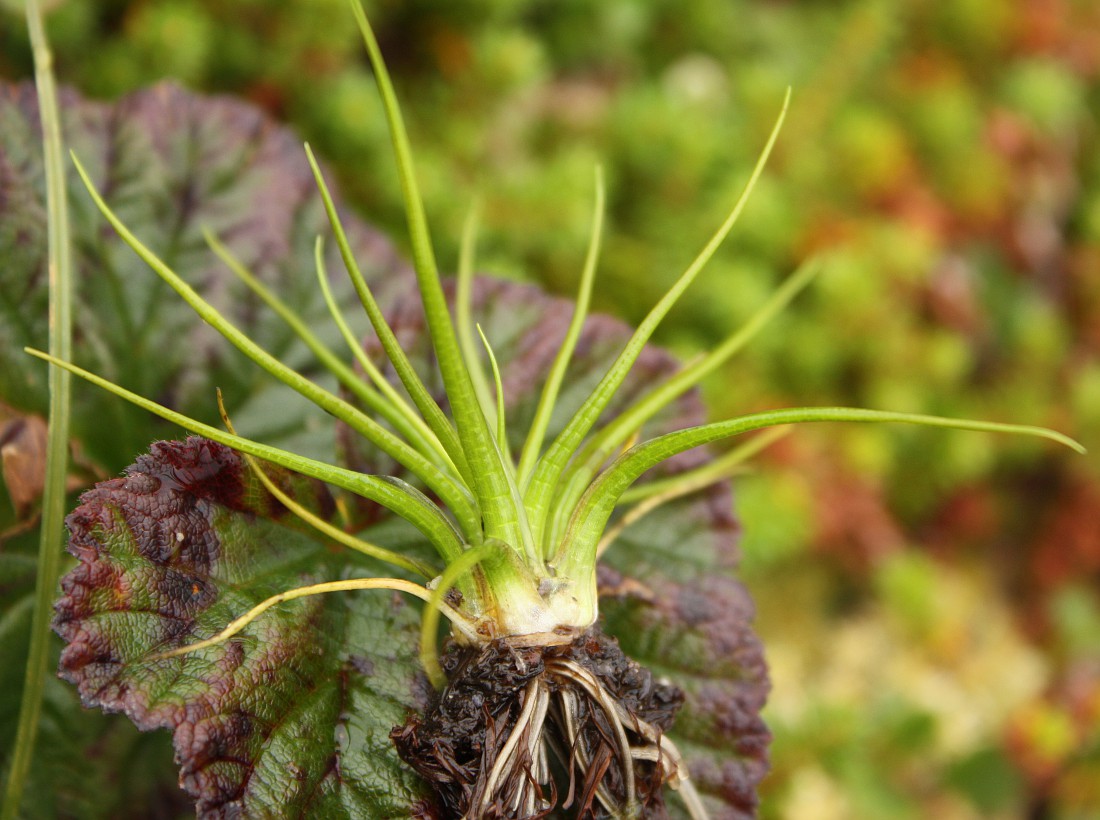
[392,627,686,819]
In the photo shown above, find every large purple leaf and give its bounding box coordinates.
[55,437,431,817]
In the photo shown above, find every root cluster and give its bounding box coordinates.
[392,629,704,819]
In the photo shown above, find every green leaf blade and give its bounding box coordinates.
[517,165,605,490]
[559,407,1084,579]
[455,201,497,426]
[524,91,791,551]
[348,4,530,557]
[26,348,466,564]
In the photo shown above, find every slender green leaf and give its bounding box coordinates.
[616,426,789,506]
[26,348,466,565]
[525,91,791,551]
[349,1,532,558]
[558,407,1085,578]
[69,154,480,540]
[309,236,456,472]
[455,202,496,424]
[517,165,605,489]
[477,324,511,463]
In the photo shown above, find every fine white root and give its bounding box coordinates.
[550,669,623,814]
[478,679,549,817]
[522,684,552,816]
[655,734,709,820]
[554,659,637,811]
[675,773,709,820]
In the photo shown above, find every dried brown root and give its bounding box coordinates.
[392,628,705,819]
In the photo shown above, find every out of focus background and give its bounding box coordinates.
[3,0,1099,816]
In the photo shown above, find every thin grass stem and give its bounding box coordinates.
[2,3,71,816]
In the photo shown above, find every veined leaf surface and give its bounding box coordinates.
[56,438,431,818]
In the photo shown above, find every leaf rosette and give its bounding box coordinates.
[50,272,769,817]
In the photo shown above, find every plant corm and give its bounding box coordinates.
[30,1,1083,817]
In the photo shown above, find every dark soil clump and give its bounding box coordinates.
[392,628,686,819]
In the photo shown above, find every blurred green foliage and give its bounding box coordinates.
[3,0,1099,816]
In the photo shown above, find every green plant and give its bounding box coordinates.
[11,0,1084,817]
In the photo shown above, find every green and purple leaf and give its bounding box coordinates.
[55,438,431,817]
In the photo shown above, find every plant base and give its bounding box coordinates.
[393,627,696,818]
